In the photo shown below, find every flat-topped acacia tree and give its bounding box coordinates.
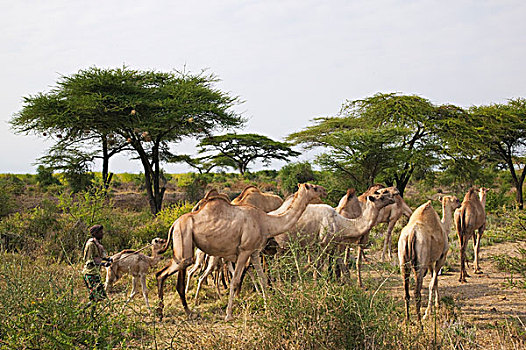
[12,66,244,214]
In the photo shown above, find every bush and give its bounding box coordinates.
[278,162,316,196]
[36,165,61,188]
[0,252,146,349]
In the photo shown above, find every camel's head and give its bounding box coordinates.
[478,187,489,201]
[440,195,461,210]
[298,183,327,200]
[371,186,399,197]
[151,237,167,252]
[366,191,395,210]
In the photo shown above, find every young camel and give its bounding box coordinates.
[231,185,284,212]
[338,184,413,261]
[398,196,461,323]
[455,187,489,282]
[105,237,167,309]
[272,191,395,287]
[156,183,327,321]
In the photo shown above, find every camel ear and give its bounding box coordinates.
[305,183,312,190]
[367,195,376,202]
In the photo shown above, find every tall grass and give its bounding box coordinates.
[0,252,146,349]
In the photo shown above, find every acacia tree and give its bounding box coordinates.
[195,133,300,175]
[11,68,135,188]
[12,67,244,214]
[443,99,526,208]
[289,93,448,195]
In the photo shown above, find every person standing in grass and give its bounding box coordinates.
[82,224,111,302]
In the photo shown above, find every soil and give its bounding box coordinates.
[367,239,526,348]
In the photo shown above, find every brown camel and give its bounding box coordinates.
[455,187,489,282]
[398,195,461,323]
[231,185,283,212]
[338,184,412,261]
[156,183,327,321]
[272,190,395,286]
[105,237,167,309]
[187,187,284,297]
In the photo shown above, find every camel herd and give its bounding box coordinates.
[103,183,489,325]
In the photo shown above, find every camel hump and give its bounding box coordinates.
[233,185,260,202]
[203,189,220,199]
[410,200,438,223]
[463,187,478,202]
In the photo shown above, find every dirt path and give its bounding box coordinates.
[369,240,526,326]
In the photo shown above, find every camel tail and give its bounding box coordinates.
[157,222,175,255]
[406,229,418,271]
[456,207,467,237]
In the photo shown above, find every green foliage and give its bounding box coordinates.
[196,133,300,175]
[36,165,61,188]
[0,252,145,349]
[0,174,26,195]
[491,247,526,289]
[278,162,316,195]
[288,93,449,195]
[176,173,210,202]
[133,202,193,245]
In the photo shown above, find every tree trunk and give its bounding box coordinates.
[101,136,111,189]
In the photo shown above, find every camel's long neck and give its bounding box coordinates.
[148,249,163,267]
[263,190,311,237]
[334,202,378,239]
[479,192,487,209]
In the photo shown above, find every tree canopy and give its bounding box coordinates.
[11,66,244,213]
[288,93,448,195]
[194,133,300,175]
[442,98,526,208]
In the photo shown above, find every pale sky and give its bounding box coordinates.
[1,0,525,174]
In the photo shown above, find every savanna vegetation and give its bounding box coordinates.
[1,66,525,349]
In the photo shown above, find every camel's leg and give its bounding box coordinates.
[356,244,364,288]
[156,258,192,319]
[139,274,150,310]
[414,268,425,325]
[213,267,223,298]
[195,257,219,303]
[382,220,397,262]
[225,251,251,322]
[423,266,438,320]
[127,276,139,303]
[402,263,411,322]
[473,226,485,274]
[175,268,190,317]
[359,233,369,263]
[250,252,268,300]
[458,234,469,283]
[185,252,206,293]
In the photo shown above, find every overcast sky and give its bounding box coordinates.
[1,0,525,174]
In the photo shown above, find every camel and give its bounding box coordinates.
[105,237,167,309]
[231,185,283,212]
[398,195,461,323]
[455,187,489,282]
[272,190,395,287]
[337,184,412,261]
[187,187,281,297]
[156,183,327,321]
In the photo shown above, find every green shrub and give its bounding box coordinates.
[36,165,61,188]
[278,162,316,196]
[0,252,146,349]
